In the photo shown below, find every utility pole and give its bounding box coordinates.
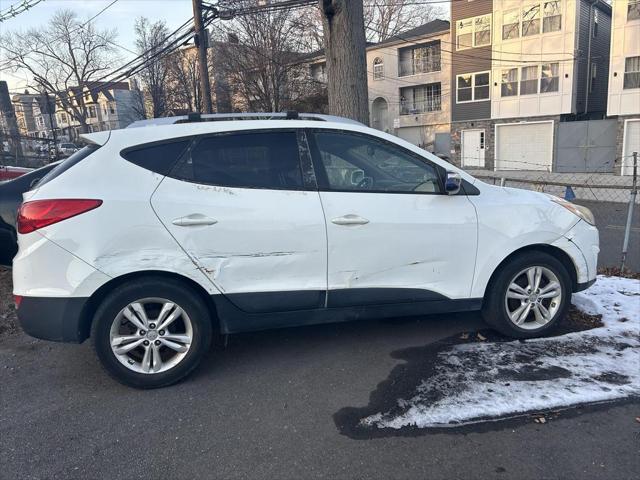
[192,0,213,114]
[42,90,59,162]
[0,80,24,164]
[318,0,369,125]
[35,76,58,161]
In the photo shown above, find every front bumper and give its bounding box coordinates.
[575,278,597,292]
[17,296,90,343]
[554,219,599,290]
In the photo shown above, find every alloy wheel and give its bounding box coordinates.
[109,298,193,374]
[503,266,563,330]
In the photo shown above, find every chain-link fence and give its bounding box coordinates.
[466,152,640,273]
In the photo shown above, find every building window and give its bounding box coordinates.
[628,0,640,21]
[373,57,384,80]
[501,68,519,96]
[541,62,560,92]
[88,106,97,118]
[520,65,539,95]
[543,1,562,33]
[400,83,441,114]
[522,4,541,36]
[456,14,491,50]
[398,42,441,76]
[624,56,640,89]
[456,72,490,103]
[474,15,491,46]
[110,105,115,114]
[456,18,473,49]
[457,74,472,102]
[503,10,520,40]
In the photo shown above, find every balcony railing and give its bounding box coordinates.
[400,97,441,115]
[398,56,441,77]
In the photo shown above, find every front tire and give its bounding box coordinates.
[91,277,213,388]
[482,251,572,338]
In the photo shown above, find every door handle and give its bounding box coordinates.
[172,214,218,227]
[331,214,370,226]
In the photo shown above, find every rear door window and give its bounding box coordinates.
[121,139,191,176]
[171,130,304,190]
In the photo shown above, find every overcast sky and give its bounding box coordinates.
[0,0,194,92]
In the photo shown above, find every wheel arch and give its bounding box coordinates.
[78,270,220,342]
[481,244,578,301]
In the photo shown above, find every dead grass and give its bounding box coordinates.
[598,267,640,280]
[0,266,18,337]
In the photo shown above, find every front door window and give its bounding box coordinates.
[309,130,442,194]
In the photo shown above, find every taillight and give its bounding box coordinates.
[14,295,23,309]
[17,199,102,234]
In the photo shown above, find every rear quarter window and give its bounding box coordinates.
[121,139,191,175]
[36,145,101,188]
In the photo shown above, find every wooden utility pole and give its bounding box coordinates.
[192,0,213,113]
[0,81,24,164]
[319,0,369,125]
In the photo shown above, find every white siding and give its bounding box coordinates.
[491,0,579,118]
[607,0,640,116]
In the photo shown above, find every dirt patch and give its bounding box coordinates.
[0,266,18,337]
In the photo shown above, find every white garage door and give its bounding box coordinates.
[495,121,554,171]
[622,119,640,176]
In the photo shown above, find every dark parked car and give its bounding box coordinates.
[0,162,59,265]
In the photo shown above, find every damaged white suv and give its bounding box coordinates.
[13,113,599,388]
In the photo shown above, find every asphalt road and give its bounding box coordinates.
[576,199,640,272]
[1,312,638,480]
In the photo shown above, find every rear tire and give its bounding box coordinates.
[482,251,572,339]
[91,277,213,388]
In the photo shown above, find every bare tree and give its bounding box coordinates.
[1,10,119,133]
[319,0,369,124]
[214,1,317,112]
[165,47,203,114]
[134,17,169,118]
[364,0,444,42]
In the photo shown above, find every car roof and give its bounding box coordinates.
[82,119,373,147]
[126,112,364,129]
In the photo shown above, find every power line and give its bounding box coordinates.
[0,0,45,23]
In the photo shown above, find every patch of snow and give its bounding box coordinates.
[362,275,640,429]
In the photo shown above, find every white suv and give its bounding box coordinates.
[13,113,599,388]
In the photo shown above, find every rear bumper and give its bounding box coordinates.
[17,296,90,343]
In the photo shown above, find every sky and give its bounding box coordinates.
[0,0,195,92]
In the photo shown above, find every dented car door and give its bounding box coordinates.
[307,129,478,305]
[151,129,327,313]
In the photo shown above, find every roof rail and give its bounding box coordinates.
[126,112,364,129]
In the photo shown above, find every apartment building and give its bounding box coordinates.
[367,20,451,153]
[451,0,611,171]
[11,92,57,139]
[607,0,640,175]
[55,82,141,140]
[307,20,452,155]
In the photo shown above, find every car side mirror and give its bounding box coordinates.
[444,171,462,195]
